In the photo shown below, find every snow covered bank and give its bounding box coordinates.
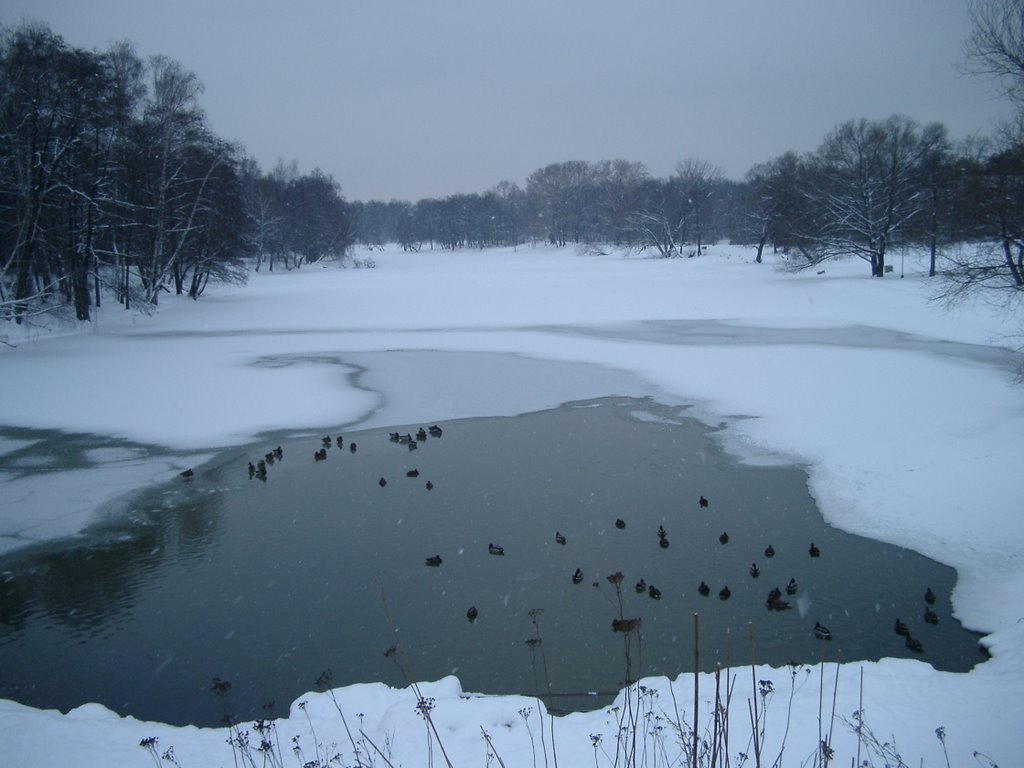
[1,243,1021,766]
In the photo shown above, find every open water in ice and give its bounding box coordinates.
[0,397,986,727]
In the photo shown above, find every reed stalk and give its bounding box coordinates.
[856,666,864,768]
[693,613,700,768]
[481,726,509,768]
[710,664,721,768]
[824,652,841,766]
[748,623,761,768]
[377,578,454,768]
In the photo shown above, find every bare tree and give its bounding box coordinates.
[627,186,678,257]
[936,2,1024,309]
[965,0,1024,111]
[915,123,956,277]
[935,128,1024,305]
[489,180,526,247]
[627,178,688,257]
[525,161,595,246]
[673,158,724,255]
[98,40,147,309]
[0,24,90,320]
[744,151,811,263]
[624,160,723,258]
[129,55,220,303]
[591,159,649,246]
[804,116,928,276]
[238,157,284,271]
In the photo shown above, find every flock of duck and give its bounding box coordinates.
[239,426,444,488]
[241,445,284,480]
[465,505,941,652]
[606,516,838,640]
[182,444,285,481]
[892,586,940,654]
[639,520,938,651]
[227,421,941,655]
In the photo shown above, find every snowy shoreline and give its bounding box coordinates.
[1,244,1021,766]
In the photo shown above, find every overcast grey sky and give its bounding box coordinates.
[1,0,1012,201]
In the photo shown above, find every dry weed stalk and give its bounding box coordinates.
[377,578,454,768]
[527,607,559,768]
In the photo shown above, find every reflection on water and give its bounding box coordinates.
[0,398,986,727]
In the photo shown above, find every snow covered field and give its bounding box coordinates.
[1,243,1021,766]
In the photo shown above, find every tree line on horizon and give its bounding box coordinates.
[352,132,998,280]
[3,4,1024,327]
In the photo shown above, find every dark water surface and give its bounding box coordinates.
[0,397,986,726]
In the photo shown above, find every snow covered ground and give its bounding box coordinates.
[1,243,1021,766]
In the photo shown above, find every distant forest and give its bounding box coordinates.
[3,6,1024,325]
